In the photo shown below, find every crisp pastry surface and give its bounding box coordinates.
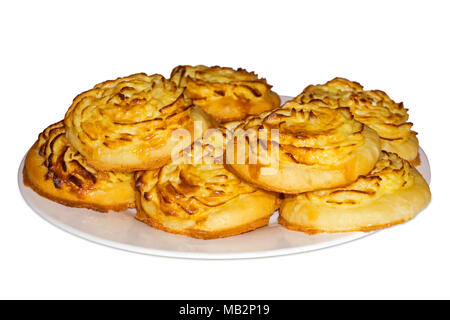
[23,121,135,212]
[225,100,381,194]
[296,77,418,162]
[64,73,207,172]
[279,152,431,233]
[134,136,279,239]
[170,65,280,122]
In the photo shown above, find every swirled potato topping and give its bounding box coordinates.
[64,73,195,171]
[134,134,279,239]
[297,151,414,206]
[296,77,418,161]
[24,121,135,212]
[37,122,132,195]
[225,99,381,194]
[231,100,367,167]
[135,138,256,219]
[171,65,263,85]
[170,65,280,122]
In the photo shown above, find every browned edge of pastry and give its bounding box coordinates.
[23,163,135,213]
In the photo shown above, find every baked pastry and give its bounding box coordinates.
[23,121,135,212]
[279,151,431,233]
[296,77,419,163]
[225,100,381,194]
[64,73,210,172]
[134,136,279,239]
[170,65,280,122]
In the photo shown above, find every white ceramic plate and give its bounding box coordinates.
[18,96,431,259]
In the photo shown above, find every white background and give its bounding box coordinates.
[1,0,449,299]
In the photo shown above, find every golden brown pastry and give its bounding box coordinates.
[23,121,135,212]
[225,100,381,194]
[296,77,419,162]
[134,136,279,239]
[170,65,280,122]
[64,73,210,172]
[279,151,431,233]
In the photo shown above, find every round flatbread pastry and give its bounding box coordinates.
[225,100,381,194]
[23,121,135,212]
[279,151,431,233]
[134,136,279,239]
[170,65,280,123]
[296,77,419,163]
[64,73,210,172]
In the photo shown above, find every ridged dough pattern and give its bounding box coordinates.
[23,121,135,211]
[64,73,195,171]
[293,151,414,206]
[226,100,381,193]
[134,136,278,239]
[280,151,431,233]
[170,65,280,122]
[296,77,418,161]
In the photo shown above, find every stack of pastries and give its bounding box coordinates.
[23,67,431,239]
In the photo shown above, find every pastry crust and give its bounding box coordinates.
[134,136,279,239]
[226,100,381,194]
[170,65,280,122]
[136,192,276,239]
[296,77,418,162]
[64,73,210,172]
[279,152,431,233]
[23,121,135,212]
